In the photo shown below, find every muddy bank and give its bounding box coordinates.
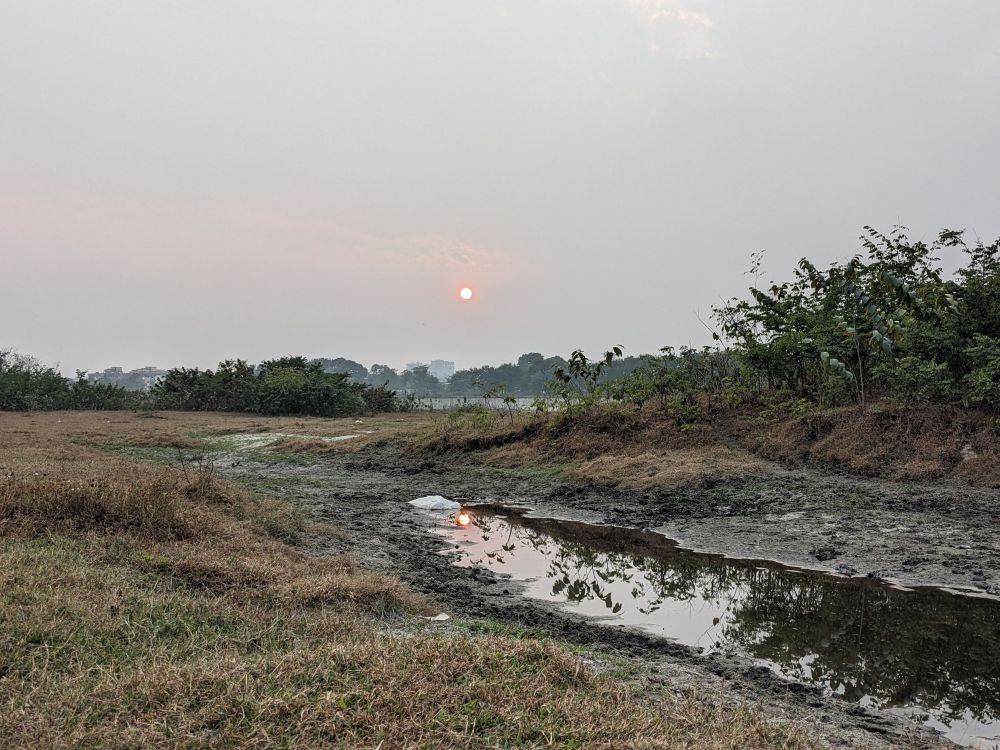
[206,438,998,748]
[544,465,1000,599]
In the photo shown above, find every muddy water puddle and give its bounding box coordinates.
[434,508,1000,748]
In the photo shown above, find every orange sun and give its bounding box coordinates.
[459,287,473,301]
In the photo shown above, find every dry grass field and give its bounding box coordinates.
[0,410,820,749]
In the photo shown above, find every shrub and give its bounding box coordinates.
[0,351,149,411]
[874,356,954,404]
[153,357,398,417]
[711,227,1000,410]
[962,336,1000,410]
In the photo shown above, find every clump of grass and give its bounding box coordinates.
[205,423,272,436]
[143,537,427,616]
[0,475,190,539]
[176,457,335,543]
[0,440,406,614]
[275,565,427,614]
[563,447,763,489]
[417,412,539,456]
[129,433,206,450]
[270,437,343,455]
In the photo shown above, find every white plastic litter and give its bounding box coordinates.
[424,613,450,622]
[409,495,461,511]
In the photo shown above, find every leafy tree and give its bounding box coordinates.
[0,350,148,410]
[313,357,369,382]
[397,365,442,396]
[873,356,953,405]
[962,336,1000,410]
[366,363,401,389]
[547,347,624,411]
[152,355,398,416]
[713,226,996,408]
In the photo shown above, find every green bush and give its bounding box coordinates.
[0,351,149,411]
[874,356,953,404]
[1,351,399,417]
[711,227,1000,411]
[154,357,397,417]
[962,336,1000,410]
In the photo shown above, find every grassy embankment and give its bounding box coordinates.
[413,400,1000,490]
[0,411,818,749]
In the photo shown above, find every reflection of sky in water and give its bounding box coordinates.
[445,517,741,649]
[434,512,1000,748]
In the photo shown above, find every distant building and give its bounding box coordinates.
[405,359,455,382]
[88,366,167,391]
[428,360,455,382]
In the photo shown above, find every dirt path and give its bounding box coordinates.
[210,439,996,749]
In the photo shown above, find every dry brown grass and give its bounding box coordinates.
[744,403,1000,485]
[954,452,1000,488]
[481,441,764,489]
[564,448,764,489]
[0,411,428,616]
[420,408,767,489]
[0,409,437,462]
[413,399,1000,489]
[1,474,190,538]
[270,436,354,455]
[419,408,537,451]
[0,411,822,749]
[128,432,207,449]
[0,537,817,749]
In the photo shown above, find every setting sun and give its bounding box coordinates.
[459,287,473,301]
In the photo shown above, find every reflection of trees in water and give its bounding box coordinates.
[468,515,1000,726]
[726,571,1000,726]
[473,518,739,617]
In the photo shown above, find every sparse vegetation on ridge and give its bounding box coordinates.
[427,226,1000,486]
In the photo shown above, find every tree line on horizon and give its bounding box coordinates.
[0,348,650,414]
[3,225,998,417]
[0,354,396,417]
[311,353,649,398]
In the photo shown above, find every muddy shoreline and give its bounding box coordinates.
[215,440,1000,748]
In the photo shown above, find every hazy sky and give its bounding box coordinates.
[3,1,999,374]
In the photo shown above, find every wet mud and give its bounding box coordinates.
[215,440,1000,748]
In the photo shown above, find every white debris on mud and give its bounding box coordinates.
[223,432,362,449]
[410,495,461,511]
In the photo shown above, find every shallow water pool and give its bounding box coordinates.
[436,508,1000,748]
